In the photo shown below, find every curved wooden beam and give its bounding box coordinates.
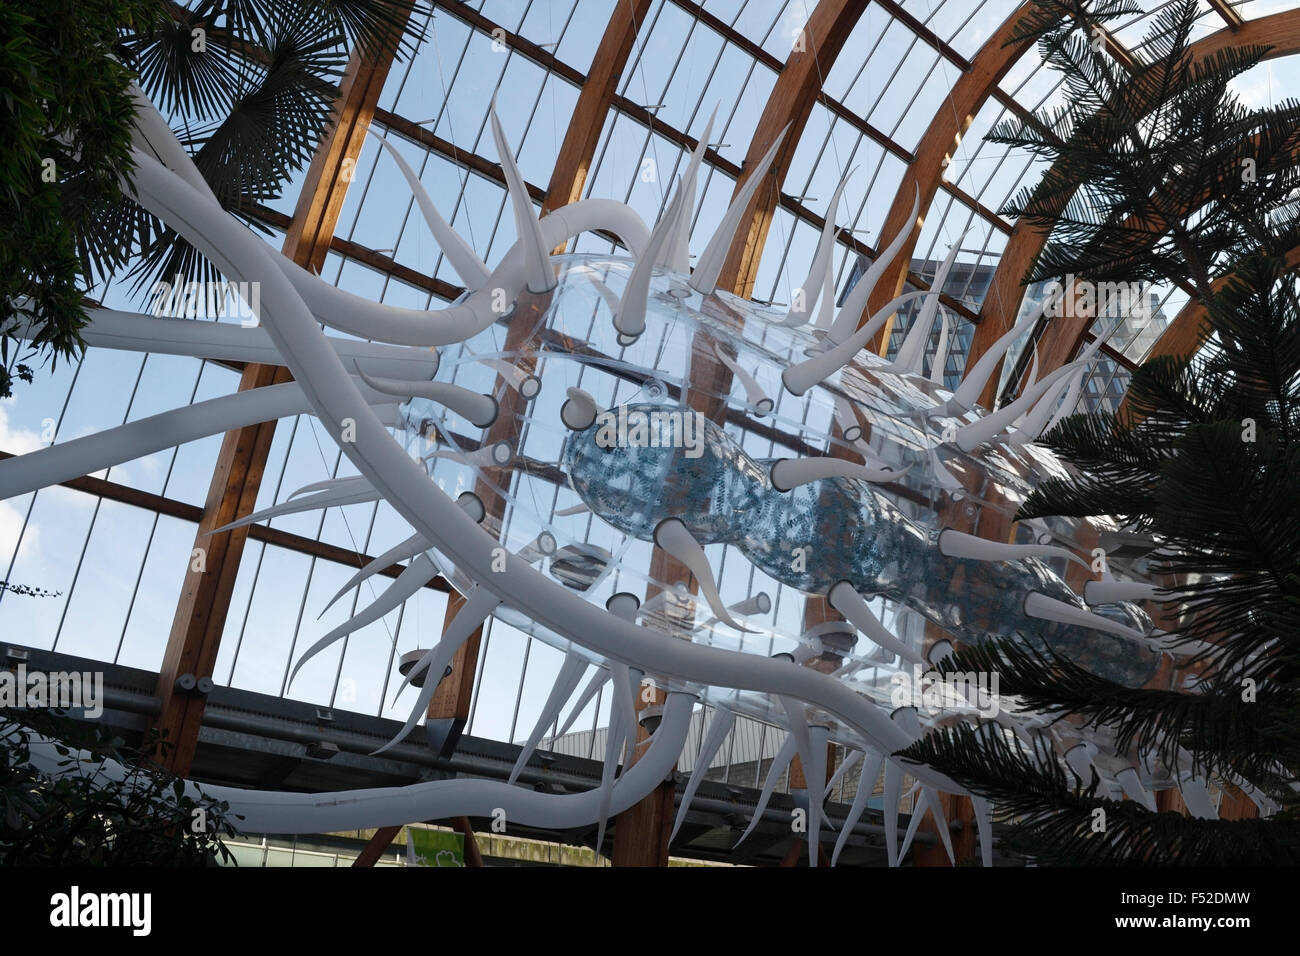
[1117,243,1300,417]
[972,9,1300,406]
[717,0,871,298]
[858,2,1039,351]
[543,0,653,231]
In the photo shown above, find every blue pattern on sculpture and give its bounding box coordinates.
[565,401,1159,687]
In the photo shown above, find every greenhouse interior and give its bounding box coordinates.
[1,0,1297,890]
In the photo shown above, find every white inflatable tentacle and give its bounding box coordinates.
[690,127,789,294]
[506,658,590,785]
[831,748,884,866]
[937,527,1088,570]
[770,457,910,490]
[654,519,754,632]
[376,586,503,753]
[125,148,968,806]
[490,101,555,293]
[825,184,919,345]
[0,381,382,501]
[367,128,491,289]
[734,734,798,847]
[712,343,773,415]
[290,553,439,682]
[660,105,717,271]
[321,531,430,616]
[783,290,934,396]
[670,706,735,842]
[828,582,924,664]
[782,170,853,328]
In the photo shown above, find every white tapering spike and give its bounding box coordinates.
[576,264,624,313]
[1024,343,1041,391]
[659,105,717,272]
[954,360,1084,452]
[292,554,438,683]
[490,100,554,293]
[770,456,909,491]
[1115,766,1157,811]
[367,129,491,289]
[826,185,920,346]
[930,309,951,384]
[803,723,831,866]
[816,260,836,331]
[886,235,966,375]
[831,749,884,866]
[554,667,611,740]
[892,706,955,864]
[320,531,429,617]
[1178,772,1218,819]
[883,757,903,867]
[374,586,501,754]
[671,708,735,842]
[425,440,512,469]
[1007,363,1076,446]
[1084,580,1166,605]
[561,387,599,430]
[609,662,640,766]
[971,794,994,867]
[783,289,935,396]
[929,445,965,492]
[615,180,688,340]
[1041,366,1085,436]
[832,395,865,442]
[735,735,797,847]
[828,581,923,664]
[945,301,1044,413]
[701,591,771,628]
[938,527,1088,570]
[654,519,754,631]
[355,367,498,427]
[286,474,372,500]
[1064,742,1097,785]
[782,170,854,327]
[594,697,627,855]
[823,747,862,800]
[553,502,590,517]
[690,126,789,294]
[464,345,541,398]
[1024,591,1149,642]
[711,343,773,415]
[509,653,590,785]
[898,787,931,861]
[207,484,382,535]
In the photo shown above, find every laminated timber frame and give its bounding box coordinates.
[71,0,1277,858]
[153,20,411,775]
[972,9,1300,408]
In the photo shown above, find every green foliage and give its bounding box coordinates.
[0,0,162,399]
[0,0,430,398]
[0,708,240,865]
[903,0,1300,865]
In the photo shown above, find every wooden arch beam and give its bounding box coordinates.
[1117,243,1300,417]
[970,9,1300,406]
[859,2,1038,347]
[717,0,871,298]
[154,26,411,776]
[543,0,653,224]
